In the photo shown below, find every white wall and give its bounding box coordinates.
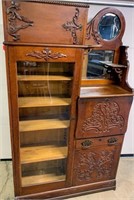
[0,2,11,159]
[0,2,133,158]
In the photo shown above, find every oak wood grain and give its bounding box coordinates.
[20,145,68,164]
[18,97,71,108]
[22,174,66,187]
[18,75,72,81]
[19,119,70,132]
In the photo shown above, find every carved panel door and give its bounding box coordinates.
[73,135,123,186]
[76,97,132,138]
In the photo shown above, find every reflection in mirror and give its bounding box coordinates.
[87,50,114,79]
[98,13,121,40]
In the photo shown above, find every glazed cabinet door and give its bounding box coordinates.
[73,135,124,186]
[7,46,83,195]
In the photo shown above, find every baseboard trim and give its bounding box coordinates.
[1,155,134,161]
[16,179,116,199]
[121,154,134,157]
[0,159,12,161]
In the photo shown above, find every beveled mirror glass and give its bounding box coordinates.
[86,50,114,79]
[98,13,121,40]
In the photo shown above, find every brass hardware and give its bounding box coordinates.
[81,140,92,149]
[108,137,118,145]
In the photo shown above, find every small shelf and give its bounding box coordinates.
[19,119,70,132]
[18,75,72,81]
[22,174,66,187]
[18,97,71,108]
[20,145,68,164]
[100,61,127,68]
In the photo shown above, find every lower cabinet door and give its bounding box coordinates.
[73,135,123,186]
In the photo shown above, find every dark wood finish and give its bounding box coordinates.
[2,1,133,199]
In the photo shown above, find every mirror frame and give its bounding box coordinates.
[86,7,125,50]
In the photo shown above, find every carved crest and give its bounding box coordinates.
[62,8,82,44]
[7,1,33,41]
[26,48,67,61]
[74,150,115,181]
[82,100,124,134]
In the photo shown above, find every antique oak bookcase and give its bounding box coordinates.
[2,1,133,199]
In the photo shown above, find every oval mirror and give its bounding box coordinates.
[98,13,121,40]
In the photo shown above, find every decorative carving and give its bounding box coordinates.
[62,8,82,44]
[113,68,123,81]
[16,0,89,8]
[86,18,101,44]
[102,62,128,82]
[7,1,33,41]
[26,48,67,61]
[74,150,115,181]
[82,100,124,134]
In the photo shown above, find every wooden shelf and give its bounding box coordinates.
[18,75,72,81]
[20,145,68,164]
[19,119,70,132]
[22,174,66,187]
[100,61,127,68]
[80,85,133,98]
[18,97,71,108]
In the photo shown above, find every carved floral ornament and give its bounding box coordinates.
[62,8,82,44]
[6,1,33,41]
[86,18,101,44]
[26,48,67,61]
[74,150,115,181]
[82,99,124,134]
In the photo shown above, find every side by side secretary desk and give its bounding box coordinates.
[2,0,133,199]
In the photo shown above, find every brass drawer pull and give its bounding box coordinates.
[81,140,92,149]
[108,137,118,145]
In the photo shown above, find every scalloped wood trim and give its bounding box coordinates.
[14,0,89,7]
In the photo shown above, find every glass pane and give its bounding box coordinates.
[21,159,67,186]
[17,61,74,186]
[82,50,114,79]
[98,13,121,40]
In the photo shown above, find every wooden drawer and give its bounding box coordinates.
[73,135,123,186]
[3,1,88,44]
[8,46,77,62]
[75,97,133,139]
[75,135,123,149]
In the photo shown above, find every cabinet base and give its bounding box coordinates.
[16,179,116,199]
